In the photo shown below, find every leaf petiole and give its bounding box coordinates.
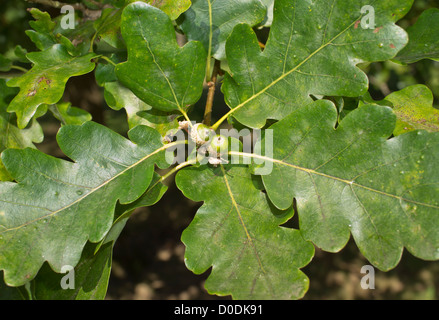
[211,107,236,131]
[180,109,193,128]
[97,55,117,66]
[157,159,197,185]
[10,65,29,73]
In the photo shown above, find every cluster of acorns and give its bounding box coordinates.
[183,122,229,165]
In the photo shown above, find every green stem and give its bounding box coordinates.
[89,31,99,52]
[157,159,197,185]
[10,65,28,73]
[211,107,235,131]
[139,159,197,207]
[95,156,195,254]
[89,8,116,52]
[98,55,117,66]
[180,109,193,128]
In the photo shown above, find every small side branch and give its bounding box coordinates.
[26,0,88,11]
[203,60,220,126]
[26,0,108,20]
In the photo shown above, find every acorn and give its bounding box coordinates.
[208,134,229,157]
[190,123,215,145]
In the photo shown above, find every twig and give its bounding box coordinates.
[83,0,106,9]
[369,75,391,97]
[205,0,214,82]
[26,0,88,12]
[26,0,108,21]
[203,60,220,126]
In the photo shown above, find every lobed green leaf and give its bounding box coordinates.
[395,8,439,63]
[377,85,439,136]
[115,2,206,115]
[6,45,97,129]
[0,79,44,181]
[247,100,439,271]
[178,0,266,60]
[0,122,172,286]
[222,0,413,128]
[176,165,314,299]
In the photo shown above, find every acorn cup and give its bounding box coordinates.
[190,123,216,146]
